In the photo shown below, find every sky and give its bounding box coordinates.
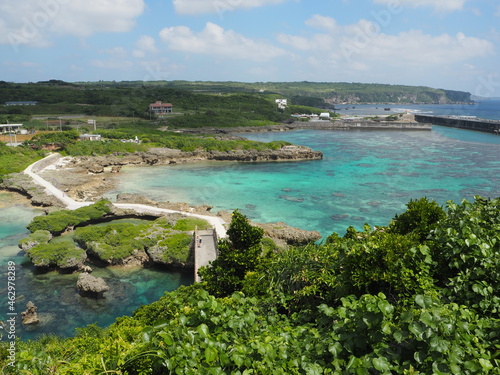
[0,0,499,96]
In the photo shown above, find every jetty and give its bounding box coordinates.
[23,154,226,281]
[415,114,500,134]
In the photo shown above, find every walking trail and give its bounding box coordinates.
[23,154,226,278]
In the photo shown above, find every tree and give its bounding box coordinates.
[388,197,445,241]
[198,210,264,296]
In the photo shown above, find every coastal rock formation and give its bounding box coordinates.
[117,250,151,267]
[256,221,322,246]
[62,146,323,174]
[76,272,109,298]
[19,230,53,251]
[0,173,65,208]
[146,240,194,268]
[21,301,39,325]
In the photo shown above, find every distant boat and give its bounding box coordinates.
[384,108,391,111]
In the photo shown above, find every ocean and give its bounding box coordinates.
[1,101,499,339]
[333,100,500,120]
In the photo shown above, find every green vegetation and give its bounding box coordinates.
[156,233,193,264]
[21,206,212,267]
[172,217,212,231]
[198,211,264,297]
[27,200,112,235]
[0,81,470,121]
[0,142,44,181]
[3,196,499,374]
[74,222,150,263]
[18,230,52,249]
[25,241,87,270]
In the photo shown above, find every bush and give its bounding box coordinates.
[172,218,210,231]
[157,233,192,263]
[27,200,112,234]
[389,197,445,241]
[25,240,87,269]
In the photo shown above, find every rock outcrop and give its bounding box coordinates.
[76,272,109,298]
[66,146,323,174]
[256,221,322,247]
[21,301,39,325]
[0,173,65,208]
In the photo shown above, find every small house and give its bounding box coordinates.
[149,101,173,116]
[276,99,288,110]
[80,134,101,141]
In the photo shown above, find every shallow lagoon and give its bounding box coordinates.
[108,126,500,237]
[0,195,192,340]
[1,125,499,339]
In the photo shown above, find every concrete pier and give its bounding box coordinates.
[415,114,500,134]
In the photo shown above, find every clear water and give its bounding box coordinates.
[2,101,499,340]
[334,100,500,120]
[107,125,500,238]
[0,194,192,340]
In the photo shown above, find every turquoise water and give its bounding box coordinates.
[109,126,500,238]
[0,195,192,340]
[2,112,500,340]
[335,100,500,120]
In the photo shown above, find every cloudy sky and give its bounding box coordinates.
[1,0,499,96]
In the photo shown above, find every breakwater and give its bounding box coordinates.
[415,114,500,134]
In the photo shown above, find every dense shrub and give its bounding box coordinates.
[156,233,193,263]
[198,211,264,297]
[25,240,87,269]
[26,200,112,234]
[388,197,445,241]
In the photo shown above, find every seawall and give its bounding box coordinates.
[415,115,500,134]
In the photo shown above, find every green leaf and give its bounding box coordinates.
[409,322,426,340]
[479,358,494,372]
[197,323,209,338]
[205,347,218,363]
[158,332,174,346]
[377,299,394,316]
[415,295,433,309]
[372,357,391,372]
[328,342,342,357]
[420,311,437,329]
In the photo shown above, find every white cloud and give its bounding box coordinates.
[105,47,128,59]
[90,59,134,70]
[305,15,339,32]
[495,6,500,17]
[276,15,494,76]
[159,22,287,61]
[173,0,286,15]
[133,35,158,58]
[0,0,144,49]
[373,0,467,12]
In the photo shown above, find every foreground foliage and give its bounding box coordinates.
[2,196,499,374]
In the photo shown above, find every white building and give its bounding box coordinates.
[275,99,288,110]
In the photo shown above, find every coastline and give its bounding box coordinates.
[1,150,322,253]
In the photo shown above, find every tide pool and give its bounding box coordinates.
[108,126,500,238]
[0,194,192,340]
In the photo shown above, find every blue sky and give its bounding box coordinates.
[1,0,499,96]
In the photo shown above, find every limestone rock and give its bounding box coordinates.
[256,221,322,246]
[77,272,109,298]
[21,301,39,325]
